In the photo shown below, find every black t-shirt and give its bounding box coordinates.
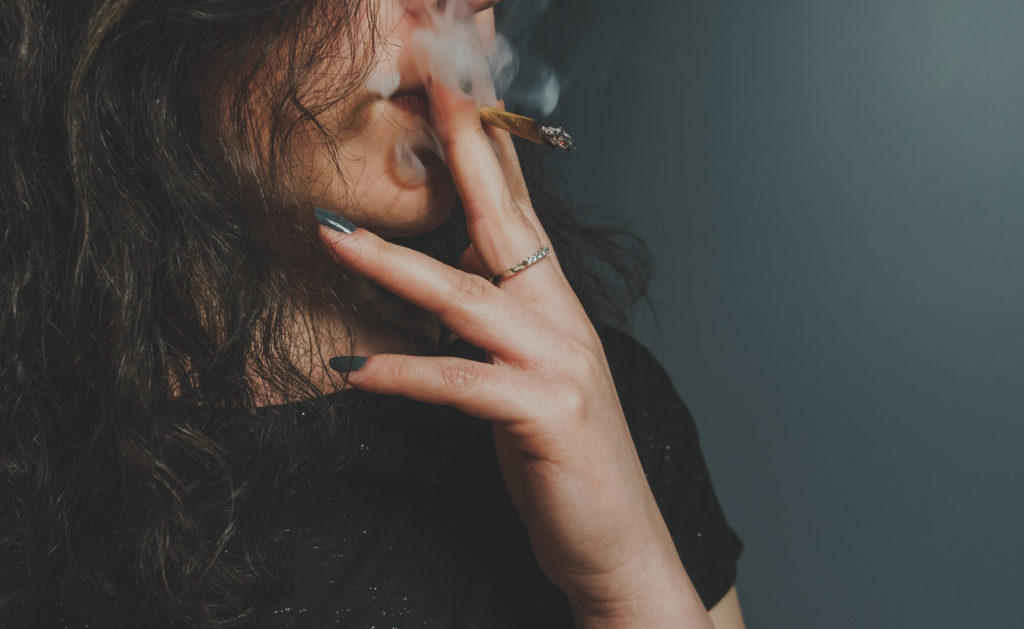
[242,324,743,628]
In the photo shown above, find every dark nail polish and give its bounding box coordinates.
[315,207,356,234]
[329,356,367,372]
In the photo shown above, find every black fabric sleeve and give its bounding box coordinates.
[596,323,744,610]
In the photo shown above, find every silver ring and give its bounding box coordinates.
[492,245,551,284]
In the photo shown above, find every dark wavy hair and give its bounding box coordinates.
[0,0,651,626]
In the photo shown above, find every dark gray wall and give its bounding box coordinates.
[529,2,1024,627]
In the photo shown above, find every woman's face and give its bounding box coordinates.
[295,0,499,238]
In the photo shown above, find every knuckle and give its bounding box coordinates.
[506,202,534,228]
[380,357,405,385]
[451,271,492,304]
[439,361,479,390]
[447,124,489,149]
[555,381,587,420]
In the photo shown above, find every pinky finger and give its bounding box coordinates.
[335,354,541,425]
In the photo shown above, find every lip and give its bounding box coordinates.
[389,89,430,119]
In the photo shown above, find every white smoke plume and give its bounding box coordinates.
[364,0,560,184]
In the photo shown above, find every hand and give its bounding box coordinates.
[316,78,710,624]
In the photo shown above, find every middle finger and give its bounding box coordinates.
[428,78,558,285]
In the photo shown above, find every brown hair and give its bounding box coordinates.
[0,0,651,625]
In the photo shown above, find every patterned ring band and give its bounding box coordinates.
[492,245,551,285]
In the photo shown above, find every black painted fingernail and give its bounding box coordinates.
[315,207,356,234]
[329,356,367,372]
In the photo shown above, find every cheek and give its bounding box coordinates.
[365,167,458,238]
[310,131,457,237]
[286,91,457,236]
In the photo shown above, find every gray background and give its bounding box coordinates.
[521,1,1024,627]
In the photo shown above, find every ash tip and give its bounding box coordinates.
[540,125,576,152]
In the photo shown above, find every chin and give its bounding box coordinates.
[373,202,453,238]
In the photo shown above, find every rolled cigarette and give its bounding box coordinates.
[479,105,575,152]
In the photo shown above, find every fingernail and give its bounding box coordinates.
[329,356,367,372]
[315,207,356,234]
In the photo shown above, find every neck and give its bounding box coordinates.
[251,276,430,407]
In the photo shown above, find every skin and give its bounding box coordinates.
[297,0,461,238]
[294,0,746,625]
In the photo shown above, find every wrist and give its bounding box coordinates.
[566,559,713,629]
[561,498,713,628]
[564,537,712,628]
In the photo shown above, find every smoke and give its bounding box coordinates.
[364,0,559,184]
[392,127,444,185]
[365,63,400,99]
[408,0,558,113]
[491,0,560,116]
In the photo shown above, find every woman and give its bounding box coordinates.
[0,0,744,626]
